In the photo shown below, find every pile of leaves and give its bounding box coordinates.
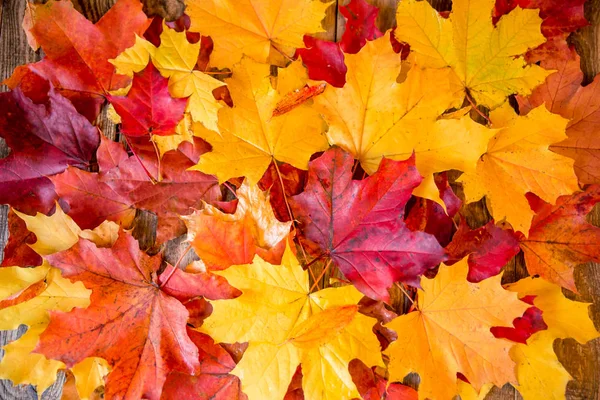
[1,0,599,398]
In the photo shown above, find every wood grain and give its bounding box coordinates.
[0,0,599,399]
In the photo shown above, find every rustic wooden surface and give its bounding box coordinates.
[0,0,599,398]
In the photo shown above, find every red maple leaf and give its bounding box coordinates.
[37,230,239,400]
[108,62,188,137]
[290,147,446,301]
[339,0,383,54]
[445,218,521,282]
[519,186,600,292]
[0,88,99,215]
[5,0,150,121]
[52,138,221,243]
[161,329,247,400]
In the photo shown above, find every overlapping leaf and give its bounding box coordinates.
[290,147,446,301]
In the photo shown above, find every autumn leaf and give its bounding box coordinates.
[183,181,291,269]
[505,277,600,399]
[493,0,587,40]
[52,137,221,243]
[161,329,246,400]
[339,0,383,54]
[313,34,491,203]
[396,0,551,108]
[290,147,446,301]
[404,172,462,247]
[518,186,600,292]
[185,0,333,66]
[37,230,239,400]
[517,43,600,185]
[0,209,42,268]
[0,88,99,215]
[257,162,307,223]
[385,260,529,399]
[6,0,150,121]
[458,104,579,233]
[70,357,110,400]
[200,245,383,400]
[110,25,226,131]
[107,61,188,137]
[296,36,347,88]
[191,57,329,184]
[0,263,91,393]
[445,217,521,282]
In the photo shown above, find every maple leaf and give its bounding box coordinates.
[6,0,150,121]
[384,260,529,399]
[36,230,239,400]
[395,0,551,108]
[0,88,99,215]
[313,34,493,203]
[0,263,91,393]
[191,57,329,184]
[258,162,307,222]
[183,181,291,269]
[0,209,42,267]
[296,36,347,88]
[349,360,418,400]
[52,137,221,243]
[290,147,446,301]
[339,0,383,54]
[518,186,600,292]
[200,245,384,400]
[70,357,110,400]
[517,44,600,185]
[110,26,226,131]
[505,277,600,399]
[296,0,383,88]
[185,0,333,66]
[458,104,579,233]
[493,0,587,40]
[445,218,521,282]
[107,62,188,137]
[404,172,462,247]
[161,329,246,400]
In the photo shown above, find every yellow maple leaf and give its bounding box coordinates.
[199,245,383,400]
[70,357,110,400]
[191,57,329,184]
[14,204,119,256]
[0,264,91,393]
[511,331,572,400]
[395,0,551,109]
[503,277,599,399]
[110,26,225,131]
[458,104,579,233]
[384,259,529,400]
[313,34,490,202]
[185,0,333,66]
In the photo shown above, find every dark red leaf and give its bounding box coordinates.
[491,305,548,344]
[0,88,99,214]
[445,218,520,282]
[290,147,446,301]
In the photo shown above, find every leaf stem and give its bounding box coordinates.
[309,259,332,292]
[465,92,491,125]
[124,135,157,184]
[395,282,415,307]
[158,243,193,288]
[151,136,162,182]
